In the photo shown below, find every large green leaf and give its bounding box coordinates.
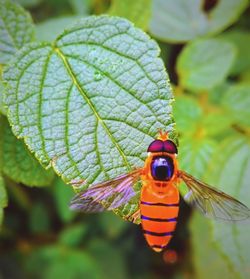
[0,0,35,64]
[3,16,174,219]
[222,84,250,127]
[149,0,248,43]
[0,117,55,186]
[177,39,236,91]
[208,136,250,279]
[109,0,151,30]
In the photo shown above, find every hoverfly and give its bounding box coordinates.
[70,131,250,252]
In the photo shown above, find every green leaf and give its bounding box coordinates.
[26,246,100,279]
[218,30,250,75]
[190,213,238,279]
[207,0,248,35]
[16,0,43,8]
[222,84,250,127]
[0,79,7,115]
[173,95,202,135]
[173,95,231,138]
[87,239,128,279]
[208,136,250,279]
[0,174,7,226]
[109,0,151,30]
[3,16,174,219]
[53,178,75,223]
[177,39,236,91]
[149,0,248,43]
[29,202,51,233]
[99,211,128,238]
[0,0,35,64]
[150,0,208,42]
[0,117,55,186]
[178,136,217,178]
[68,0,92,15]
[59,224,88,247]
[36,16,83,42]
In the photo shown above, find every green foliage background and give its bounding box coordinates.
[0,0,250,278]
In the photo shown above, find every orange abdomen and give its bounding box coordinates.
[140,184,179,252]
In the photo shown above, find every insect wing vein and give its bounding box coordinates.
[70,169,142,213]
[179,170,250,221]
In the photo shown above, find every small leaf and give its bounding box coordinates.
[26,246,100,279]
[208,136,250,279]
[4,16,175,219]
[109,0,151,30]
[36,16,83,42]
[179,136,217,178]
[207,0,248,35]
[173,95,231,138]
[0,174,7,226]
[0,117,55,186]
[0,0,35,64]
[222,84,250,127]
[219,30,250,75]
[173,95,202,135]
[150,0,208,42]
[149,0,248,43]
[177,39,236,91]
[59,224,88,247]
[29,202,50,233]
[53,178,75,223]
[99,211,128,238]
[16,0,42,8]
[88,240,128,279]
[68,0,92,15]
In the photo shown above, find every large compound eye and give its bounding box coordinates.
[163,140,178,154]
[151,156,174,181]
[147,140,164,152]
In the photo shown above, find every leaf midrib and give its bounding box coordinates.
[54,46,131,171]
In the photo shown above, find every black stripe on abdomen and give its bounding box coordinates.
[142,230,174,236]
[141,215,177,222]
[141,201,179,207]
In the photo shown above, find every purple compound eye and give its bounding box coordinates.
[147,140,164,152]
[163,140,178,154]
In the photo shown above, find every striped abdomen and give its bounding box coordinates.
[140,184,179,252]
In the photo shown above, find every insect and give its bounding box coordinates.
[70,131,250,252]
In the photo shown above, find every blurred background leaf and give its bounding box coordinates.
[0,117,55,186]
[208,136,250,279]
[108,0,151,30]
[176,39,236,91]
[149,0,248,42]
[0,0,35,64]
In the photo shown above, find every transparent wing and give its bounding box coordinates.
[70,197,105,213]
[179,170,250,221]
[70,168,142,212]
